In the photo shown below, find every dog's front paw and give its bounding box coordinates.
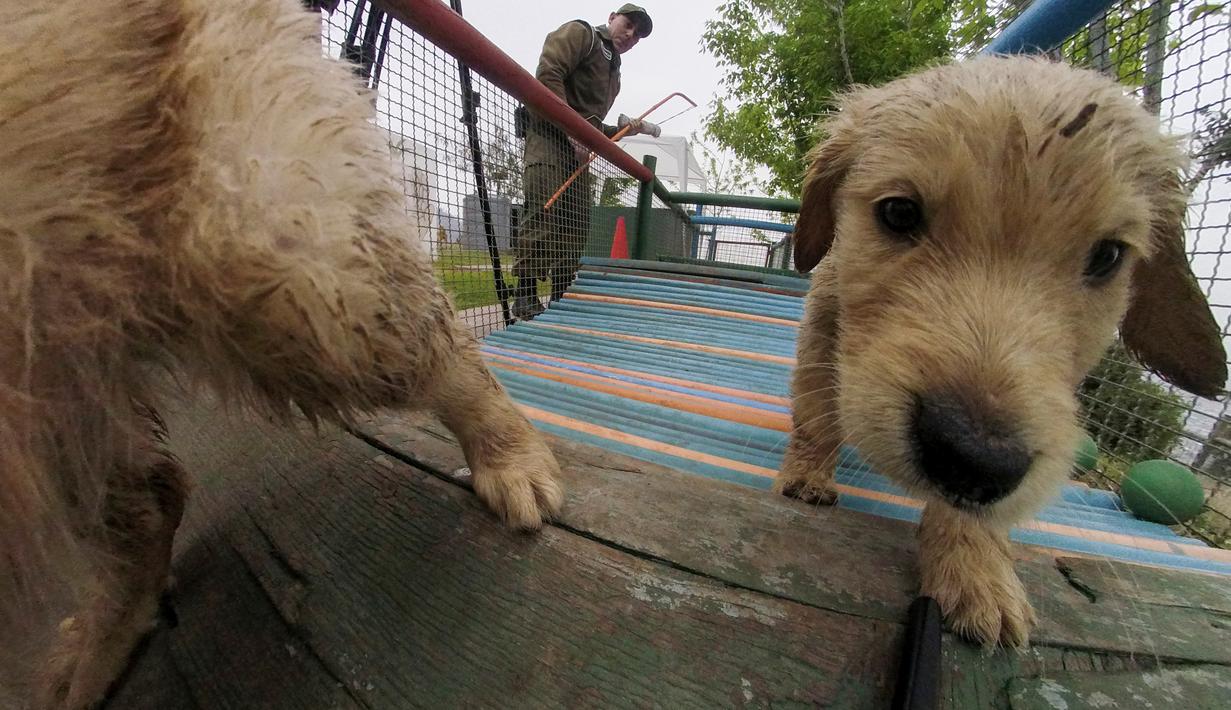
[924,559,1036,648]
[773,475,838,505]
[471,437,563,531]
[773,441,838,505]
[36,608,157,710]
[35,617,84,710]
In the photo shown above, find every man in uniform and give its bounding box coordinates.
[512,4,653,320]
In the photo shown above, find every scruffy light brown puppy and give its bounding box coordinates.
[777,56,1226,647]
[0,0,562,707]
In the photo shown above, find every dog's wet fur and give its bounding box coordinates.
[0,1,562,706]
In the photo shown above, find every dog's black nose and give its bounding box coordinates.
[911,394,1032,505]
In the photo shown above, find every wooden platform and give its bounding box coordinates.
[107,400,1231,709]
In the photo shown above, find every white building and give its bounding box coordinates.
[618,134,708,193]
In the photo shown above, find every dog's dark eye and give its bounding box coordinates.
[1084,239,1128,283]
[875,197,924,239]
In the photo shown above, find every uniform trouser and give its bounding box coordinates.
[514,162,592,301]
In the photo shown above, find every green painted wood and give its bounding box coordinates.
[651,178,695,223]
[359,415,1231,665]
[111,537,362,710]
[633,155,657,262]
[108,402,1231,709]
[1055,556,1231,614]
[579,256,811,291]
[1006,666,1231,709]
[111,404,903,708]
[360,415,922,623]
[937,640,1226,709]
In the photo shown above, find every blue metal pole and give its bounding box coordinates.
[981,0,1119,55]
[691,203,703,260]
[690,216,796,234]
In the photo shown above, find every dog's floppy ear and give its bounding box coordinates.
[793,120,857,273]
[1121,172,1227,398]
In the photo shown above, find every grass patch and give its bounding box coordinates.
[1193,509,1231,548]
[1073,454,1130,489]
[434,247,507,269]
[433,258,550,311]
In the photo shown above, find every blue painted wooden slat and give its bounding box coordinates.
[479,264,1225,574]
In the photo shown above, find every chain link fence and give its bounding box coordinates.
[319,1,652,335]
[669,203,798,273]
[1062,0,1231,546]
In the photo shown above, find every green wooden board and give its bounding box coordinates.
[360,415,1231,665]
[1007,666,1231,709]
[112,407,900,708]
[100,404,1231,709]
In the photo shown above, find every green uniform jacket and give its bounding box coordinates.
[525,20,621,167]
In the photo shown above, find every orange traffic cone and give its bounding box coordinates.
[610,215,630,259]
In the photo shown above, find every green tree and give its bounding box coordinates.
[1079,342,1187,463]
[1060,1,1163,96]
[598,177,636,206]
[701,1,1002,196]
[689,131,757,206]
[480,125,522,197]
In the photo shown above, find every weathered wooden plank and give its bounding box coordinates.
[358,415,1231,664]
[107,401,1231,709]
[1056,556,1231,614]
[1016,558,1231,665]
[937,639,1222,709]
[107,404,369,710]
[106,535,363,710]
[940,637,1028,710]
[360,415,923,621]
[112,403,904,709]
[1006,666,1231,709]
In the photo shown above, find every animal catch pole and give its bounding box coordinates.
[543,92,696,211]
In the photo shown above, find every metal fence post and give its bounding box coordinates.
[342,0,391,89]
[1142,0,1171,116]
[633,155,657,261]
[450,0,513,325]
[691,203,703,260]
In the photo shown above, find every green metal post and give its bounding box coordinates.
[634,155,657,261]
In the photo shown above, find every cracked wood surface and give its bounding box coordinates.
[108,405,1231,709]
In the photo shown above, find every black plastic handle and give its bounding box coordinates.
[891,596,942,710]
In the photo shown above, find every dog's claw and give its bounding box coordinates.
[472,439,563,530]
[777,479,838,506]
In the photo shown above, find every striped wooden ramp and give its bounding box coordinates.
[481,257,1231,576]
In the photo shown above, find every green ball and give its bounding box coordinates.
[1074,434,1099,472]
[1120,460,1205,524]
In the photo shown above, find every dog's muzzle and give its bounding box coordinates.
[910,393,1032,506]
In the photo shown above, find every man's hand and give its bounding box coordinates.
[616,113,644,136]
[615,114,661,138]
